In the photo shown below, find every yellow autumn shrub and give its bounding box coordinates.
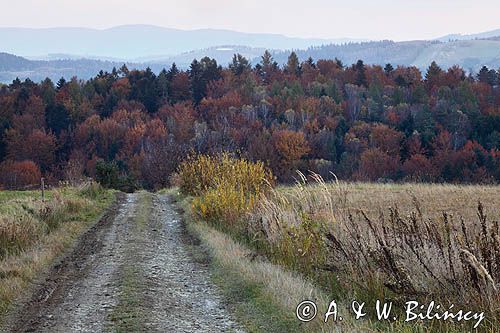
[178,153,273,229]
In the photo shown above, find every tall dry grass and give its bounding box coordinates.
[0,181,106,258]
[0,182,112,322]
[248,173,499,328]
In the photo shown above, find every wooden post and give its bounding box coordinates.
[41,177,45,201]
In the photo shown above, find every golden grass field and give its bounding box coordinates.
[179,155,499,332]
[331,182,499,221]
[250,178,499,332]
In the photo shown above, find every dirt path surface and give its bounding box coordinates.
[5,192,244,333]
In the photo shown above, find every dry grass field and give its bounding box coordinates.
[248,175,499,331]
[0,183,114,324]
[327,182,499,222]
[178,153,500,331]
[179,154,499,331]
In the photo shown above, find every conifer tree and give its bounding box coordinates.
[354,60,367,87]
[285,51,301,76]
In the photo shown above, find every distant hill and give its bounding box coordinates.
[273,40,433,66]
[411,40,500,70]
[0,25,363,61]
[435,28,500,42]
[272,39,500,71]
[0,47,272,83]
[1,36,500,83]
[147,46,270,70]
[0,53,33,71]
[0,52,126,83]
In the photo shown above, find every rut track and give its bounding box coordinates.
[4,192,244,333]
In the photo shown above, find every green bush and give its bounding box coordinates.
[96,160,137,193]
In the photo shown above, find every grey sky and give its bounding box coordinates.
[1,0,499,40]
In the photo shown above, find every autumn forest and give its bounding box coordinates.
[0,52,499,190]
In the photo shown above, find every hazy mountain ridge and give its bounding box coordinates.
[435,28,500,42]
[1,27,500,83]
[0,52,128,82]
[273,39,500,71]
[146,45,269,69]
[273,40,435,66]
[0,25,363,60]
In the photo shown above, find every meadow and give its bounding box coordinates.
[252,179,499,318]
[180,154,499,332]
[0,183,114,323]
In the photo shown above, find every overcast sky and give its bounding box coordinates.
[1,0,499,40]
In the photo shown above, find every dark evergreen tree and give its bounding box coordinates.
[189,57,221,104]
[56,77,66,90]
[167,63,179,79]
[259,50,278,83]
[477,66,497,85]
[425,61,443,90]
[40,78,56,106]
[384,63,394,75]
[285,51,301,76]
[157,69,169,100]
[46,104,70,134]
[306,57,316,69]
[10,77,22,89]
[487,69,498,86]
[229,54,251,76]
[335,57,344,69]
[354,60,367,87]
[128,67,159,113]
[119,64,129,77]
[111,67,118,79]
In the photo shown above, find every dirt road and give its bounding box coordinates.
[6,192,244,333]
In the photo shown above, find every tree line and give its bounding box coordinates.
[0,51,499,189]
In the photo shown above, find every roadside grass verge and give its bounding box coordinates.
[0,182,114,325]
[175,191,389,333]
[176,193,327,332]
[177,190,458,333]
